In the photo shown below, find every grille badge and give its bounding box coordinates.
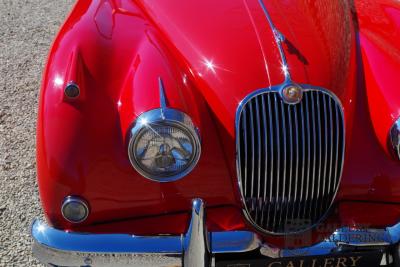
[281,84,303,104]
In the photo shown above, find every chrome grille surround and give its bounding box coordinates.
[236,84,345,235]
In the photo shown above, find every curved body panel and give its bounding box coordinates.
[36,0,400,248]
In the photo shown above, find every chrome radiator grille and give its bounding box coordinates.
[237,89,344,234]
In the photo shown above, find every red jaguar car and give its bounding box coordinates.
[31,0,400,266]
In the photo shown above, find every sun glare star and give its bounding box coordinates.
[204,59,216,74]
[281,64,289,77]
[139,118,148,126]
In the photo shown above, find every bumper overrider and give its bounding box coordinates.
[32,199,400,267]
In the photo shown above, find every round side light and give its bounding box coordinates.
[64,82,80,99]
[61,196,89,223]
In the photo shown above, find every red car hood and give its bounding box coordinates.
[136,0,356,139]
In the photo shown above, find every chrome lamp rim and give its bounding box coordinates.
[61,196,90,224]
[128,108,201,182]
[390,118,400,161]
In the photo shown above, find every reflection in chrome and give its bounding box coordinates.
[183,199,211,267]
[390,118,400,160]
[128,108,201,182]
[158,77,167,112]
[236,85,345,235]
[32,198,400,266]
[257,0,307,106]
[258,0,291,83]
[262,225,400,259]
[31,199,259,267]
[128,78,201,182]
[281,63,289,78]
[281,84,303,105]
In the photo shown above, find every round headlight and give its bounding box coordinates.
[390,118,400,160]
[128,108,201,182]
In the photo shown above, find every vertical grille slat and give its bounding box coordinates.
[321,94,329,215]
[297,103,306,222]
[260,95,268,227]
[272,94,280,230]
[238,88,345,234]
[303,95,312,223]
[278,100,287,231]
[267,94,274,229]
[249,101,255,207]
[255,98,262,224]
[285,105,294,226]
[290,105,298,222]
[242,109,248,196]
[333,104,341,198]
[315,93,322,221]
[310,93,317,222]
[327,98,334,196]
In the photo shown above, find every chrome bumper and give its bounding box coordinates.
[32,199,400,267]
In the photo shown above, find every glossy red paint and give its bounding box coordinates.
[37,0,400,248]
[353,0,400,156]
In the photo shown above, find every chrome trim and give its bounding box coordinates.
[278,97,286,229]
[281,84,303,104]
[310,92,317,221]
[128,108,201,182]
[273,93,280,229]
[261,224,400,259]
[257,0,308,107]
[258,0,290,82]
[183,199,211,267]
[61,196,89,224]
[32,198,400,266]
[236,83,346,235]
[390,118,400,161]
[158,77,167,119]
[32,199,259,267]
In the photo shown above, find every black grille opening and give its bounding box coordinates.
[237,89,345,234]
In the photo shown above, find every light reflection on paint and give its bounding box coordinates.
[200,58,232,80]
[204,59,216,74]
[54,76,64,87]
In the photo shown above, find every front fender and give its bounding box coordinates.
[37,0,237,234]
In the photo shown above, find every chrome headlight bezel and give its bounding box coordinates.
[390,118,400,161]
[128,108,201,182]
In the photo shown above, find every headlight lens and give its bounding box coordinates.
[390,118,400,160]
[128,109,201,182]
